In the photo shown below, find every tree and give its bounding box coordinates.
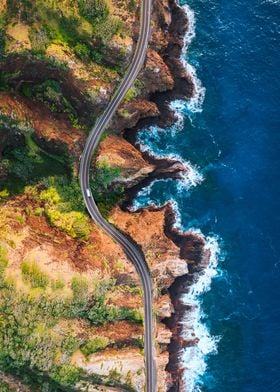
[78,0,109,22]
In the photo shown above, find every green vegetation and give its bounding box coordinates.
[0,284,82,388]
[0,244,9,276]
[78,0,110,21]
[0,10,8,59]
[0,112,68,195]
[0,261,142,390]
[51,278,65,290]
[29,26,50,54]
[3,0,124,63]
[1,147,123,237]
[0,189,9,201]
[21,80,82,128]
[1,144,67,195]
[91,162,124,217]
[0,2,143,390]
[123,79,143,102]
[38,176,92,240]
[69,276,143,326]
[21,260,50,288]
[0,381,16,392]
[74,42,91,61]
[80,336,110,357]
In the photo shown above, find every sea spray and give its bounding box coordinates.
[180,4,206,114]
[132,99,203,213]
[130,164,203,212]
[180,233,221,391]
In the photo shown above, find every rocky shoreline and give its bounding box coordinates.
[119,1,212,390]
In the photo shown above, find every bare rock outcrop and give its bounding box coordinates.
[111,99,160,133]
[96,134,155,188]
[140,49,175,96]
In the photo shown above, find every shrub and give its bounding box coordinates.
[46,207,91,239]
[80,336,109,356]
[134,336,144,349]
[39,178,92,240]
[51,364,83,386]
[123,79,143,102]
[51,278,65,290]
[94,16,122,44]
[21,260,50,289]
[90,162,124,217]
[0,112,34,138]
[74,42,90,61]
[0,244,8,275]
[90,50,103,64]
[0,381,16,392]
[71,276,89,298]
[86,296,115,325]
[0,189,9,200]
[78,0,110,22]
[7,148,34,182]
[34,207,44,216]
[29,27,50,54]
[61,336,82,356]
[116,308,143,324]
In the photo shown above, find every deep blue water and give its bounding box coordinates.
[134,0,280,390]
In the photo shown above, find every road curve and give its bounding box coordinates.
[79,0,156,391]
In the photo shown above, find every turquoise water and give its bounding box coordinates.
[133,0,280,390]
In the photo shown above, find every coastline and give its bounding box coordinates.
[120,1,217,390]
[0,0,215,388]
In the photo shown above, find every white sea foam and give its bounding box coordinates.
[265,0,280,4]
[180,233,221,391]
[137,137,203,187]
[133,107,203,211]
[134,97,204,203]
[180,4,206,114]
[130,157,203,213]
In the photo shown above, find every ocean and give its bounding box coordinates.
[132,0,280,390]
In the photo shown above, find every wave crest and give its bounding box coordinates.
[181,233,221,391]
[181,4,206,114]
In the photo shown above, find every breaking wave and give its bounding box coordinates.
[180,232,222,391]
[181,4,206,114]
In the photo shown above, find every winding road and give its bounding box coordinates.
[79,0,156,391]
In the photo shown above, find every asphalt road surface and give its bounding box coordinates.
[79,0,157,390]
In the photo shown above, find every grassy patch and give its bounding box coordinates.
[80,336,110,357]
[51,278,65,290]
[0,244,8,275]
[21,260,50,289]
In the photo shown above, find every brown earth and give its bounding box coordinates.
[1,193,137,280]
[0,91,85,158]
